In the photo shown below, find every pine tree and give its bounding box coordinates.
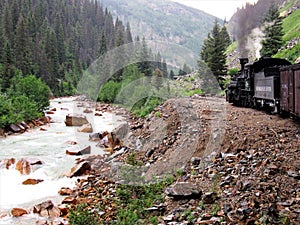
[199,19,230,90]
[0,39,16,91]
[15,14,33,76]
[169,70,175,80]
[98,30,107,57]
[138,37,152,76]
[260,5,283,57]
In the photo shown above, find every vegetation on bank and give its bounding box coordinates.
[198,19,232,92]
[0,0,133,96]
[0,73,50,128]
[274,7,300,62]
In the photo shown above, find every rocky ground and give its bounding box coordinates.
[2,95,299,225]
[59,95,299,225]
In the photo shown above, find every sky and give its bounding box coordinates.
[171,0,258,19]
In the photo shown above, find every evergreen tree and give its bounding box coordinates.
[169,70,175,80]
[98,30,107,57]
[0,0,132,97]
[14,14,33,76]
[260,5,283,57]
[162,59,168,78]
[138,37,152,76]
[199,19,230,90]
[0,39,16,91]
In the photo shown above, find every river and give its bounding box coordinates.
[0,97,124,224]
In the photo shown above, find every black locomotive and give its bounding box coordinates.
[226,57,300,118]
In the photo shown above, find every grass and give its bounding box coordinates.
[68,204,97,225]
[115,176,174,224]
[282,8,300,41]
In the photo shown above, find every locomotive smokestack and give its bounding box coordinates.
[239,58,249,71]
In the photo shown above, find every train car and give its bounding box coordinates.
[280,63,300,118]
[252,58,291,113]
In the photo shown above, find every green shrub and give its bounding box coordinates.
[8,74,51,111]
[187,89,203,97]
[68,204,97,225]
[98,80,122,103]
[115,176,174,224]
[131,96,163,117]
[0,94,42,127]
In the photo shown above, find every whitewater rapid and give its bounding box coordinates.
[0,97,124,224]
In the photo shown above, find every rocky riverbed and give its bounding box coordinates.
[1,95,299,224]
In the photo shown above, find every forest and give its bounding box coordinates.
[0,0,171,128]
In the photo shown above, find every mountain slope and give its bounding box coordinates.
[101,0,218,68]
[227,0,300,62]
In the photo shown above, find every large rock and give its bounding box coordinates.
[61,196,76,204]
[64,114,89,126]
[4,158,15,169]
[11,208,28,217]
[89,131,108,141]
[58,187,73,196]
[15,159,31,175]
[9,124,22,133]
[165,182,202,199]
[22,178,44,185]
[108,123,129,149]
[77,123,93,133]
[66,146,91,156]
[33,200,61,218]
[66,161,91,178]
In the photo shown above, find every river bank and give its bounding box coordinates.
[57,96,300,225]
[0,96,127,224]
[1,95,299,224]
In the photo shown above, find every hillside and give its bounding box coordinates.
[101,0,218,68]
[227,0,300,68]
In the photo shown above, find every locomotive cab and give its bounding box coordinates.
[226,58,254,107]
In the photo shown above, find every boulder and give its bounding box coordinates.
[46,111,55,115]
[89,131,108,141]
[165,182,202,199]
[9,124,21,133]
[66,140,78,145]
[107,123,129,149]
[33,200,61,218]
[40,116,51,124]
[11,208,28,217]
[4,158,15,169]
[83,108,93,113]
[202,192,218,204]
[65,114,89,126]
[20,121,30,129]
[22,178,44,185]
[77,123,93,133]
[66,161,91,178]
[58,187,73,196]
[97,135,109,148]
[15,159,31,175]
[57,204,68,216]
[40,127,47,131]
[66,146,91,156]
[30,160,44,166]
[61,196,76,204]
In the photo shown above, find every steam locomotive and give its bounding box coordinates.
[226,57,300,118]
